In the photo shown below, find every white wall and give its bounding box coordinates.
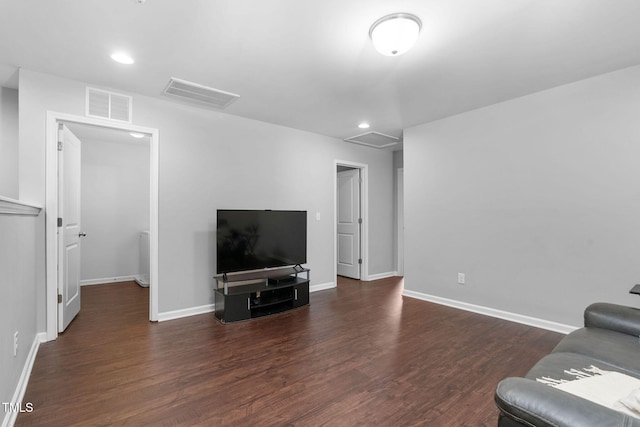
[0,204,40,424]
[17,69,394,318]
[80,137,150,283]
[132,95,395,312]
[404,64,640,327]
[0,87,18,199]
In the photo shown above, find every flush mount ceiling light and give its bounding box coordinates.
[358,122,370,129]
[369,13,422,56]
[110,52,135,65]
[129,132,145,138]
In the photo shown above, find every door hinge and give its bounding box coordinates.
[57,294,62,304]
[358,218,362,224]
[58,217,62,227]
[58,125,64,151]
[358,259,362,265]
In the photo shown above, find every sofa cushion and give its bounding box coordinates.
[552,328,640,376]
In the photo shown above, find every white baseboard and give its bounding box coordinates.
[402,289,578,335]
[310,281,335,292]
[80,276,138,286]
[366,271,398,281]
[157,304,215,322]
[2,332,45,427]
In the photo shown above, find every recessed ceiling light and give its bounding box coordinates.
[129,132,145,138]
[358,122,370,129]
[111,52,135,65]
[369,13,422,56]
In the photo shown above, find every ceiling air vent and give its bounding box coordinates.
[86,87,132,122]
[344,131,400,149]
[163,77,240,109]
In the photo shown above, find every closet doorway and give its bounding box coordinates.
[68,121,151,284]
[45,112,159,341]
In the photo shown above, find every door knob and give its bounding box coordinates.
[79,232,87,238]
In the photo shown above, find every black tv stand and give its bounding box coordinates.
[213,267,310,323]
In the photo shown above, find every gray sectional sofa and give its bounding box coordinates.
[495,303,640,426]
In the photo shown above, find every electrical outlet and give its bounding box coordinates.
[13,331,18,357]
[457,273,465,285]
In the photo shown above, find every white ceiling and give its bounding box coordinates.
[2,0,640,142]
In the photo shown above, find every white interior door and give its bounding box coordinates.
[337,168,361,279]
[58,124,83,332]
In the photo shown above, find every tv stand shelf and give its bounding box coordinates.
[213,267,309,323]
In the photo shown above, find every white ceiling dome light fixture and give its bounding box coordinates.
[369,13,422,56]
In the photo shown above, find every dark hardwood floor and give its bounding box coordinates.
[16,278,562,426]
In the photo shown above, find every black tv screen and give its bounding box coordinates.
[216,210,307,274]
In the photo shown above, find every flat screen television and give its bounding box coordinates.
[216,209,307,274]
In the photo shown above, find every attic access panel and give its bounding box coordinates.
[163,77,240,109]
[344,131,400,149]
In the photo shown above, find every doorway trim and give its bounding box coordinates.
[45,111,159,341]
[334,160,369,281]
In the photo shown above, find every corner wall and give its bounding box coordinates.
[404,65,640,327]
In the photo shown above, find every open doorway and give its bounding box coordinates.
[63,123,151,326]
[334,160,368,281]
[45,112,159,341]
[66,122,150,288]
[57,122,151,332]
[337,166,361,279]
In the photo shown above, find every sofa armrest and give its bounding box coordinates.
[584,303,640,336]
[495,377,640,427]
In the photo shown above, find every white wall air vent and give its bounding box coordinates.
[86,87,132,122]
[344,131,400,149]
[163,77,240,109]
